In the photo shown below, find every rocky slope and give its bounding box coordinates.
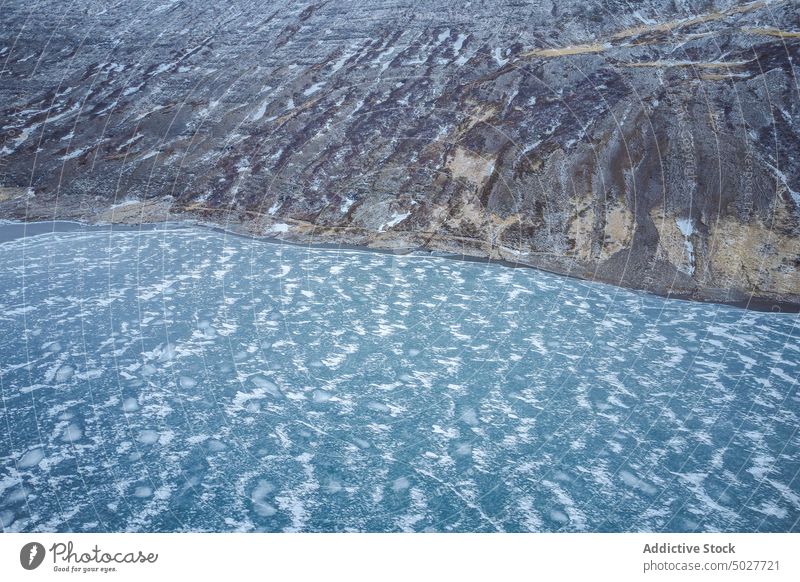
[1,0,799,306]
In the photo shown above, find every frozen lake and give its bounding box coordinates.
[1,225,798,532]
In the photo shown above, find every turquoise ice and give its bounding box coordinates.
[0,226,798,532]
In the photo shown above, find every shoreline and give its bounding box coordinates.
[2,218,798,314]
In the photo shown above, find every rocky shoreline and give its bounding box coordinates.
[2,1,799,311]
[3,206,798,314]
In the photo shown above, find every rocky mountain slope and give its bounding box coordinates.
[1,0,799,306]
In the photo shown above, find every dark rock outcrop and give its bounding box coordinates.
[1,0,798,305]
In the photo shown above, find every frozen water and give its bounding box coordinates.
[0,226,798,533]
[61,424,82,443]
[133,486,153,498]
[392,477,411,491]
[18,448,45,468]
[137,430,160,445]
[55,365,74,383]
[179,376,197,389]
[312,389,333,403]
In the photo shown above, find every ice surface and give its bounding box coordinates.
[179,376,197,389]
[453,33,467,54]
[134,486,153,498]
[378,212,410,232]
[676,217,694,237]
[18,448,45,468]
[55,365,74,383]
[392,477,411,491]
[61,424,83,443]
[0,227,797,533]
[493,47,509,66]
[0,509,14,528]
[137,430,160,445]
[312,389,333,403]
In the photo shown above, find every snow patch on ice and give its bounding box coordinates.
[138,430,160,445]
[392,476,410,491]
[18,448,45,468]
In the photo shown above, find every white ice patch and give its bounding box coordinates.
[110,197,140,209]
[392,476,410,491]
[619,470,658,495]
[549,509,569,524]
[133,486,153,498]
[138,429,160,445]
[0,125,36,156]
[453,33,467,54]
[764,161,800,209]
[158,430,175,446]
[321,352,347,368]
[156,343,176,362]
[207,439,227,452]
[378,212,410,232]
[122,84,143,97]
[493,47,509,66]
[251,481,277,516]
[179,376,197,389]
[352,438,371,449]
[233,386,270,409]
[312,389,333,403]
[133,104,168,121]
[55,365,74,383]
[460,407,479,426]
[141,364,157,376]
[372,45,400,71]
[250,100,270,122]
[676,217,695,275]
[251,376,281,397]
[59,146,91,161]
[303,82,325,96]
[62,424,82,443]
[18,448,45,468]
[269,223,290,234]
[454,442,472,456]
[115,132,143,151]
[330,50,355,73]
[367,401,390,413]
[676,217,694,237]
[325,479,343,494]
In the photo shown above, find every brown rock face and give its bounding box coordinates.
[1,0,798,305]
